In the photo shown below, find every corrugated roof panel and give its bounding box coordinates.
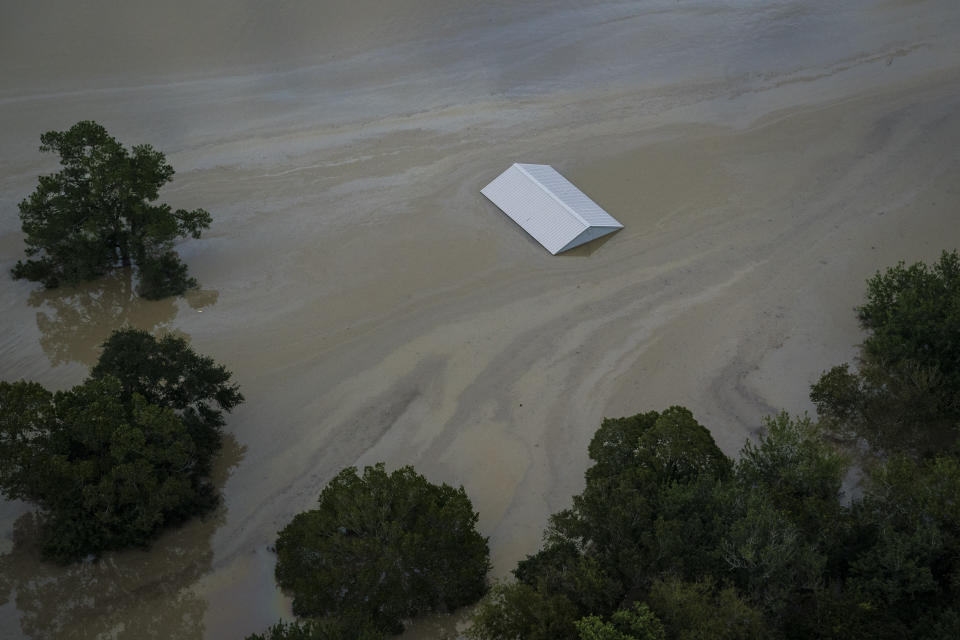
[481,164,587,254]
[481,163,623,254]
[516,164,623,228]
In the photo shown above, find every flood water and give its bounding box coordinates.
[2,1,959,638]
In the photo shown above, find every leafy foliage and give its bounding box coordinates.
[0,329,242,562]
[812,250,960,454]
[843,455,960,635]
[469,253,960,640]
[724,413,848,627]
[575,603,666,640]
[857,250,960,388]
[468,582,579,640]
[468,408,934,640]
[470,408,735,640]
[471,411,960,638]
[244,619,384,640]
[274,463,489,636]
[11,120,211,299]
[92,327,243,476]
[644,577,767,640]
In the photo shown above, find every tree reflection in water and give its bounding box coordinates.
[0,435,244,640]
[28,269,218,367]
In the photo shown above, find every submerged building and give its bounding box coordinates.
[481,163,623,254]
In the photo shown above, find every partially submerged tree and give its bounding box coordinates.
[274,463,489,636]
[244,619,384,640]
[92,328,244,477]
[575,603,666,640]
[812,250,960,454]
[468,410,844,640]
[469,408,738,640]
[0,328,242,562]
[11,120,211,299]
[468,255,960,640]
[857,250,960,387]
[643,577,767,640]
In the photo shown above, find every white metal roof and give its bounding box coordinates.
[481,163,623,254]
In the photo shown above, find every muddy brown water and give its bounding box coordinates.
[2,1,959,638]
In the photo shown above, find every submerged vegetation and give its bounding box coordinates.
[272,463,489,637]
[812,249,960,456]
[0,329,242,562]
[243,251,958,640]
[2,135,957,640]
[11,120,211,299]
[467,407,960,639]
[465,251,960,640]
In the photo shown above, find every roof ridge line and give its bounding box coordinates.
[513,163,590,228]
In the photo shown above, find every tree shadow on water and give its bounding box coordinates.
[0,435,245,640]
[27,270,218,367]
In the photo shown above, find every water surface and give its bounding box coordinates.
[1,1,959,638]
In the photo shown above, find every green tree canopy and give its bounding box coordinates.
[857,250,960,386]
[469,253,960,640]
[467,410,855,640]
[0,329,242,562]
[244,619,383,640]
[467,581,580,640]
[468,406,960,640]
[470,408,734,640]
[812,250,960,454]
[840,454,960,637]
[11,120,211,299]
[575,603,666,640]
[92,327,243,477]
[550,407,732,586]
[274,463,489,636]
[644,577,767,640]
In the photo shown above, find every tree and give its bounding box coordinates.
[575,603,666,640]
[857,250,960,389]
[91,327,244,478]
[245,619,384,640]
[734,413,848,542]
[11,120,211,299]
[0,434,241,640]
[840,455,960,637]
[812,250,960,454]
[467,582,580,640]
[644,577,767,640]
[468,249,960,637]
[0,329,242,562]
[0,378,201,561]
[549,407,732,585]
[274,463,489,636]
[469,409,733,640]
[467,410,849,640]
